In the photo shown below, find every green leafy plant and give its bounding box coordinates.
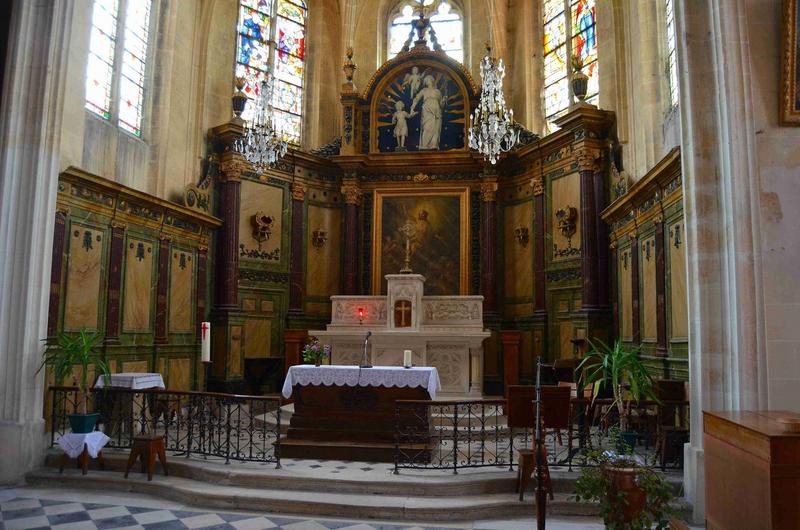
[578,338,658,433]
[39,330,110,415]
[301,336,330,365]
[573,434,676,529]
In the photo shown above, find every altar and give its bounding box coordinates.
[280,365,440,462]
[310,274,490,396]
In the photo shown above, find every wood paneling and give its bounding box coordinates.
[306,205,342,298]
[550,172,581,259]
[503,201,533,299]
[64,225,104,330]
[122,360,148,373]
[669,220,688,339]
[168,248,194,332]
[642,236,657,340]
[122,238,153,331]
[244,318,271,359]
[229,325,243,377]
[168,358,192,391]
[620,246,633,340]
[239,180,284,258]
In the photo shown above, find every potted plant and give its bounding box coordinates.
[39,329,110,433]
[302,336,330,367]
[574,438,676,529]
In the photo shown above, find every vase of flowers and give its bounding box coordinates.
[302,336,330,366]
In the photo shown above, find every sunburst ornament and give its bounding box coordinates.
[468,44,519,164]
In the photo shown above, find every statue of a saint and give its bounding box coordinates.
[411,75,446,150]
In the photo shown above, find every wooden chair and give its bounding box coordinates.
[124,434,169,481]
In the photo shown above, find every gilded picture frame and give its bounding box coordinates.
[372,187,470,295]
[782,0,800,124]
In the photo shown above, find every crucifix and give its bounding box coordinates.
[394,300,413,328]
[399,221,416,273]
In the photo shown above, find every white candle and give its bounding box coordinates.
[201,321,211,363]
[403,349,413,368]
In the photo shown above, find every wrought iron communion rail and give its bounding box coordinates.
[49,386,282,466]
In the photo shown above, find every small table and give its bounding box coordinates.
[94,372,165,390]
[57,432,110,475]
[94,373,165,439]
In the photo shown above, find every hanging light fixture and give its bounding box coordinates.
[468,44,519,165]
[234,71,288,173]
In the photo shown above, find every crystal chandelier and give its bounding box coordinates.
[468,44,519,165]
[234,75,288,173]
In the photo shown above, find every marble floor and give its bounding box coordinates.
[0,487,610,530]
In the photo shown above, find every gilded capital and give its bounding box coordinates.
[340,181,362,205]
[218,155,248,182]
[291,182,307,201]
[575,147,602,173]
[480,181,498,202]
[530,176,544,196]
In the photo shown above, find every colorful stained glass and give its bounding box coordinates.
[118,0,152,136]
[272,81,302,115]
[543,16,566,53]
[665,0,678,107]
[544,46,567,86]
[278,0,306,24]
[276,16,305,59]
[235,64,268,123]
[275,51,304,86]
[274,110,302,144]
[543,0,564,23]
[241,0,272,14]
[239,7,269,39]
[239,35,271,70]
[85,0,118,119]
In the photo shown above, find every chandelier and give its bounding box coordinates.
[234,75,288,173]
[468,44,519,164]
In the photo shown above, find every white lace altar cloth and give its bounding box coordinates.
[282,365,441,399]
[56,431,111,459]
[94,372,165,390]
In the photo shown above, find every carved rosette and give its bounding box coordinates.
[218,155,248,182]
[291,182,307,201]
[575,147,603,173]
[340,181,362,205]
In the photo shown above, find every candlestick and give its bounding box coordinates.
[201,321,211,363]
[403,349,413,368]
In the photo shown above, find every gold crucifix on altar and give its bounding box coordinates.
[398,221,416,273]
[394,300,413,328]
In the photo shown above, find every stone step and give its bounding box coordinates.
[26,467,597,522]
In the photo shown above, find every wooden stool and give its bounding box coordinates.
[516,445,553,502]
[124,434,168,481]
[59,446,105,475]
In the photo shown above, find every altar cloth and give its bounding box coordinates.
[56,431,110,459]
[282,365,440,399]
[94,372,165,390]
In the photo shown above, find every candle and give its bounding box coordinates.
[403,349,413,368]
[201,321,211,363]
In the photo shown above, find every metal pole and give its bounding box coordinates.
[535,356,547,529]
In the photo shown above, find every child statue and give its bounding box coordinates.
[391,100,415,150]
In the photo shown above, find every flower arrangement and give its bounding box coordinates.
[302,336,330,366]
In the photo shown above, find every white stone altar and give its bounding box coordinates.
[310,274,490,396]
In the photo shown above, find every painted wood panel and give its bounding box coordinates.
[168,248,194,332]
[306,205,342,298]
[122,238,153,331]
[503,201,533,300]
[122,360,148,372]
[239,180,284,262]
[244,318,271,359]
[669,220,688,339]
[168,358,191,391]
[550,172,581,260]
[64,225,104,330]
[559,321,574,360]
[620,246,633,340]
[229,325,243,377]
[642,236,657,340]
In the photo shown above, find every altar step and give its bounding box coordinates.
[29,450,633,521]
[279,438,429,463]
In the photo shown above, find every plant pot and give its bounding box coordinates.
[68,412,100,434]
[617,431,638,452]
[607,467,646,523]
[314,359,321,367]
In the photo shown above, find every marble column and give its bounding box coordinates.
[480,173,498,317]
[154,235,171,345]
[288,182,307,319]
[629,232,641,345]
[531,172,547,357]
[215,157,245,310]
[47,207,69,340]
[577,148,602,310]
[594,164,610,309]
[341,178,361,295]
[104,221,126,344]
[0,0,67,484]
[654,217,668,357]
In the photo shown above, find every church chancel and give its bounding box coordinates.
[311,273,490,396]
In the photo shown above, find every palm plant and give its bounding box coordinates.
[578,338,658,433]
[39,329,110,415]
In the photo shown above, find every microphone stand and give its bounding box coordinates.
[360,331,373,368]
[534,356,547,529]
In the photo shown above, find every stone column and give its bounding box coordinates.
[0,0,69,484]
[654,217,668,357]
[215,156,245,310]
[154,235,171,345]
[480,173,498,317]
[288,182,307,319]
[629,231,641,345]
[104,221,126,344]
[47,207,69,340]
[341,178,361,295]
[577,148,602,310]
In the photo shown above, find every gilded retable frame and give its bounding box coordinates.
[782,0,800,124]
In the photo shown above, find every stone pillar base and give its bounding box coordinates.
[0,419,46,484]
[683,443,704,524]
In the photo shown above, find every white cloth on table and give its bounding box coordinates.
[94,372,165,389]
[282,365,441,400]
[56,431,110,459]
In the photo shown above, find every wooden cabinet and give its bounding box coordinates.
[704,410,800,530]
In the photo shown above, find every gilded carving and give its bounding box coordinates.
[412,173,431,183]
[340,181,362,205]
[530,175,544,196]
[575,147,602,172]
[480,181,497,202]
[219,156,248,182]
[250,211,274,247]
[291,182,307,201]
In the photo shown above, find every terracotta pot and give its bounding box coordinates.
[607,467,646,523]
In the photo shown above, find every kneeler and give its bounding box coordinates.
[516,443,553,502]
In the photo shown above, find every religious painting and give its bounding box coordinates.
[372,188,469,295]
[782,0,800,124]
[374,63,467,152]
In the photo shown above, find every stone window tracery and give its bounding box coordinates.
[387,0,464,64]
[664,0,679,108]
[85,0,154,138]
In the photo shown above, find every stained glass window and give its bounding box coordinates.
[85,0,153,137]
[542,0,598,133]
[388,1,464,63]
[664,0,678,108]
[236,0,306,145]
